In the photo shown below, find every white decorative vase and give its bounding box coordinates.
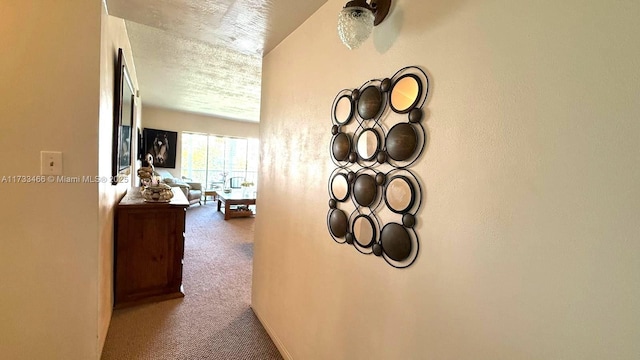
[241,186,253,198]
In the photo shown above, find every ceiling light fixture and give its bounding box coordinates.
[337,0,392,50]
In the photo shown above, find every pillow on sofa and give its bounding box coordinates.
[171,178,191,189]
[156,170,191,189]
[154,169,173,179]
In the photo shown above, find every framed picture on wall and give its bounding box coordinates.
[143,128,178,168]
[137,128,143,161]
[112,48,135,184]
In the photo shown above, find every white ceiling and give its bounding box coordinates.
[106,0,328,122]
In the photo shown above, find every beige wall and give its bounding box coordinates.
[0,2,138,358]
[97,7,140,355]
[0,1,102,358]
[141,105,260,177]
[253,0,640,359]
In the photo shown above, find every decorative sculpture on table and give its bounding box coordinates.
[327,65,429,269]
[138,154,173,202]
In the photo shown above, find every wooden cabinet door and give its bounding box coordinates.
[115,205,185,307]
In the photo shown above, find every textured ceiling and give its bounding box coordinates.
[106,0,327,122]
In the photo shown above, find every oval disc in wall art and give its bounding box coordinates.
[389,74,422,114]
[380,223,412,261]
[353,173,378,207]
[352,214,376,248]
[386,123,418,161]
[356,128,381,161]
[329,209,349,238]
[357,85,382,120]
[330,173,350,202]
[331,132,351,162]
[384,176,415,213]
[333,94,354,125]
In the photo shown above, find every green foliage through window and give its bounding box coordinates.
[181,133,259,190]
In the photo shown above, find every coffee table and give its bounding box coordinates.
[217,190,256,220]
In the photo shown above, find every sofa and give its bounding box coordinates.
[155,170,202,206]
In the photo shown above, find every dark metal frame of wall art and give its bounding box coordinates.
[327,66,429,269]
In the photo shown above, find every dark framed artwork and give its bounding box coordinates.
[137,128,143,161]
[143,128,178,168]
[112,48,135,185]
[119,125,131,168]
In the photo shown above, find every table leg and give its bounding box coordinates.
[217,198,222,212]
[224,201,231,220]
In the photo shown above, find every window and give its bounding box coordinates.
[181,133,259,190]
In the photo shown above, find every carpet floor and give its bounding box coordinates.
[101,204,282,360]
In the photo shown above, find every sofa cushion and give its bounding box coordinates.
[163,177,191,189]
[154,169,173,179]
[152,170,202,206]
[155,170,191,189]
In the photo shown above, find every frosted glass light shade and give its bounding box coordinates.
[337,6,375,50]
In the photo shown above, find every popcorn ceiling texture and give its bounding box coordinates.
[106,0,327,122]
[126,20,262,122]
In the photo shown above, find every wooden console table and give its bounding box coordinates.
[217,190,256,220]
[114,187,189,308]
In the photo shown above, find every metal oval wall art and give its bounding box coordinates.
[352,214,376,248]
[327,65,430,268]
[357,85,383,120]
[333,93,354,125]
[389,73,422,114]
[328,209,349,239]
[386,123,418,161]
[330,172,351,202]
[353,173,378,208]
[331,132,351,162]
[384,175,415,213]
[356,128,381,161]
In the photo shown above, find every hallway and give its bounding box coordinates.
[101,205,281,359]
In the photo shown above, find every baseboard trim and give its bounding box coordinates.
[251,305,293,360]
[97,304,113,357]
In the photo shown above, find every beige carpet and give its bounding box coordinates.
[101,204,282,360]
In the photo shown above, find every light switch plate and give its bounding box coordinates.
[41,151,63,175]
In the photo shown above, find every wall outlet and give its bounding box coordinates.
[41,151,63,175]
